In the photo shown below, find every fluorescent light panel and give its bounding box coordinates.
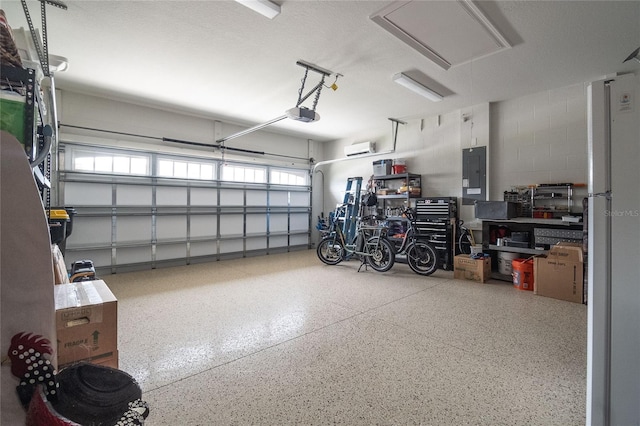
[393,73,443,102]
[235,0,280,19]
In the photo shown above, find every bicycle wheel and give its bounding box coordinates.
[407,241,439,276]
[458,231,472,255]
[316,236,345,265]
[365,237,395,272]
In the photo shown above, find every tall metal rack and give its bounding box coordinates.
[0,65,52,203]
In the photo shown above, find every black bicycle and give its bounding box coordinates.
[316,205,396,272]
[457,219,475,255]
[391,207,439,276]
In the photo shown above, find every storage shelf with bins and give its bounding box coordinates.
[374,173,422,215]
[481,218,583,281]
[530,184,573,219]
[374,173,421,255]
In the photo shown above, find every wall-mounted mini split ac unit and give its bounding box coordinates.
[344,141,375,157]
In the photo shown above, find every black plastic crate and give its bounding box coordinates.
[474,201,520,220]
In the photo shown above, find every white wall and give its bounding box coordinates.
[316,105,490,234]
[317,81,592,228]
[490,82,589,207]
[56,90,318,166]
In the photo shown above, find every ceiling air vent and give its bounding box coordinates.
[370,0,511,70]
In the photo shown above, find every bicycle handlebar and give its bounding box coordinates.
[399,206,417,222]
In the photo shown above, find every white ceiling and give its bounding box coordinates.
[3,0,640,142]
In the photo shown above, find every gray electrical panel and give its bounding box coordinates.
[462,147,486,205]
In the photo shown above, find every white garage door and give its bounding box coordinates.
[60,143,310,274]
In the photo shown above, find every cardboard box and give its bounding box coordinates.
[52,244,69,284]
[54,280,118,367]
[454,254,491,283]
[534,243,584,303]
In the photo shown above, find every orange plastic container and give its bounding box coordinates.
[512,258,534,291]
[392,158,406,174]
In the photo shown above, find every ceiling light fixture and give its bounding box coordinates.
[49,54,69,72]
[392,73,443,102]
[234,0,281,19]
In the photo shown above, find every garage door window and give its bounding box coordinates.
[270,169,308,186]
[157,158,215,180]
[221,164,266,183]
[72,150,150,175]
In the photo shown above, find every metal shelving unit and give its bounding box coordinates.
[481,218,583,281]
[530,184,573,219]
[374,173,421,255]
[374,173,422,215]
[0,66,52,200]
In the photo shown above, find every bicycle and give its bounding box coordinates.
[457,219,475,255]
[316,205,396,272]
[392,207,439,276]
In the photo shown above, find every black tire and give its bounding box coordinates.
[316,236,344,265]
[365,237,395,272]
[458,231,472,255]
[407,241,439,276]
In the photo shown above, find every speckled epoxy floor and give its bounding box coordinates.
[104,249,587,425]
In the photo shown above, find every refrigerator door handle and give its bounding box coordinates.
[588,191,612,200]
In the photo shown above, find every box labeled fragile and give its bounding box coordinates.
[454,254,491,283]
[54,280,118,368]
[534,242,584,303]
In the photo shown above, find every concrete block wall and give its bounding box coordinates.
[490,82,589,204]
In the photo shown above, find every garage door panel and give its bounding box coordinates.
[290,213,309,231]
[220,239,243,253]
[157,186,187,205]
[191,187,217,206]
[65,182,112,205]
[290,234,308,246]
[117,184,152,205]
[220,189,243,205]
[246,215,266,234]
[247,238,267,251]
[220,215,243,236]
[65,249,112,269]
[290,191,309,207]
[66,216,112,246]
[246,190,267,205]
[270,192,288,206]
[270,235,288,248]
[157,243,187,261]
[270,214,288,232]
[191,215,217,238]
[191,241,217,257]
[117,217,151,243]
[116,246,151,265]
[156,216,186,240]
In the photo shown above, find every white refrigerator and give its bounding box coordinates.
[587,73,640,425]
